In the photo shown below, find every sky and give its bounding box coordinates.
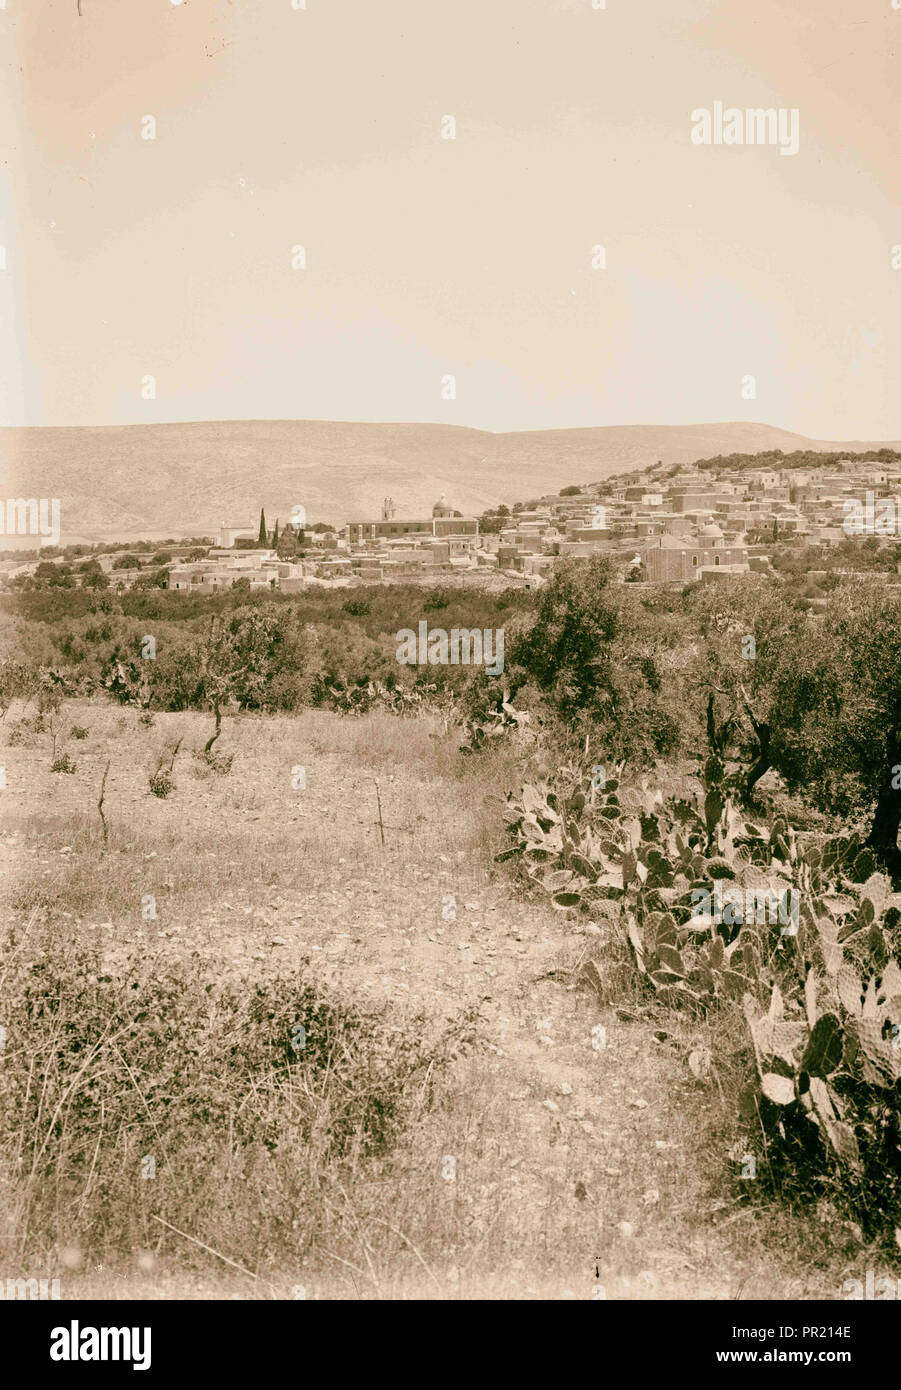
[1,0,898,437]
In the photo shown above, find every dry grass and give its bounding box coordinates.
[0,698,875,1298]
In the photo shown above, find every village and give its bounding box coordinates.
[5,452,901,597]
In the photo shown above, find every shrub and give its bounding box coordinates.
[194,746,234,775]
[0,928,466,1263]
[148,769,174,798]
[311,674,447,719]
[458,680,534,755]
[50,753,76,774]
[510,557,685,765]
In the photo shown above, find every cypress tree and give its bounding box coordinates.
[272,519,279,547]
[258,508,268,546]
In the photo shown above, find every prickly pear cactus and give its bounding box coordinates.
[498,758,901,1234]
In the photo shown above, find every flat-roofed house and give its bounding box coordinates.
[644,524,749,583]
[345,499,479,545]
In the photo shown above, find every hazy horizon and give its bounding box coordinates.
[4,413,901,445]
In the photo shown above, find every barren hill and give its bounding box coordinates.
[2,418,899,544]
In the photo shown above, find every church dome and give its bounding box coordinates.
[700,522,724,540]
[432,493,454,518]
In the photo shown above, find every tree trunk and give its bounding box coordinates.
[866,764,901,875]
[738,685,771,804]
[706,693,718,754]
[744,720,771,801]
[204,704,222,754]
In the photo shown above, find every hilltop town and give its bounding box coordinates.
[5,447,901,597]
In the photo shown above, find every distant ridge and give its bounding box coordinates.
[3,419,900,544]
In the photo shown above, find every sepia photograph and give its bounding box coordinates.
[1,0,899,1362]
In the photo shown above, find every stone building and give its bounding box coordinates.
[644,524,749,582]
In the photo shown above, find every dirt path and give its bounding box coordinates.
[1,703,851,1298]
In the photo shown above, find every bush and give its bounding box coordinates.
[148,769,174,798]
[194,746,234,775]
[51,753,76,774]
[0,929,463,1263]
[310,674,447,719]
[510,558,685,765]
[133,568,169,591]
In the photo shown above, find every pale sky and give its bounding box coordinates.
[1,0,898,436]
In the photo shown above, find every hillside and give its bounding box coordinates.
[0,700,852,1298]
[3,418,901,543]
